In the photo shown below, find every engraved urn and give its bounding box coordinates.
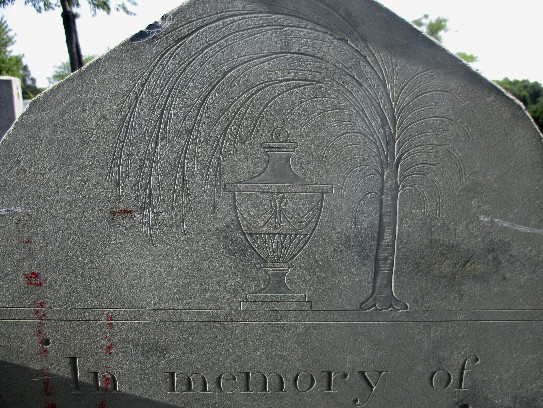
[224,142,333,310]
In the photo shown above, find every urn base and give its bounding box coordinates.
[241,298,312,311]
[240,265,312,310]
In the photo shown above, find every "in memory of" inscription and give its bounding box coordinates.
[66,356,479,406]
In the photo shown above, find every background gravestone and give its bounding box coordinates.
[0,0,542,406]
[0,76,24,139]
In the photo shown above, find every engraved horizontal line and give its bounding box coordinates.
[1,308,541,323]
[317,309,543,312]
[223,183,334,193]
[0,307,231,311]
[0,307,541,312]
[0,320,542,324]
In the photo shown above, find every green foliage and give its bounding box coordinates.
[412,14,449,43]
[455,52,478,63]
[87,0,137,16]
[0,15,15,50]
[48,54,96,84]
[412,15,479,66]
[21,63,42,98]
[0,16,43,98]
[0,16,24,77]
[412,13,541,130]
[0,0,137,15]
[495,78,542,106]
[496,78,543,131]
[0,49,24,78]
[0,0,56,12]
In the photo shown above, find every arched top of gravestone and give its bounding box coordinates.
[0,0,541,313]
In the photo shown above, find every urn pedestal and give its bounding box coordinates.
[224,142,333,310]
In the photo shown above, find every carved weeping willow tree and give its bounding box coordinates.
[324,54,468,310]
[109,5,466,311]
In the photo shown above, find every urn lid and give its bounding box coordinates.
[224,142,333,194]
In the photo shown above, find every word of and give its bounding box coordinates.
[431,355,481,391]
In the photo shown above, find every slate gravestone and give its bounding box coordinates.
[0,0,542,406]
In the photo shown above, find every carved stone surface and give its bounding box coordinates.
[0,0,542,406]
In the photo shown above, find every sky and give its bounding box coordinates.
[1,0,542,88]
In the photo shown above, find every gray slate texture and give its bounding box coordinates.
[0,0,542,406]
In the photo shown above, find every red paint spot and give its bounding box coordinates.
[42,375,53,396]
[35,323,48,356]
[103,343,113,356]
[24,267,54,406]
[22,237,32,244]
[32,302,49,357]
[106,313,114,330]
[104,313,114,355]
[102,313,114,397]
[33,308,46,320]
[98,400,107,408]
[102,374,111,391]
[101,374,112,392]
[23,271,42,287]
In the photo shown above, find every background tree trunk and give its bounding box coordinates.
[60,0,84,72]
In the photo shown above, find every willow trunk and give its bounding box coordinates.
[361,157,407,310]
